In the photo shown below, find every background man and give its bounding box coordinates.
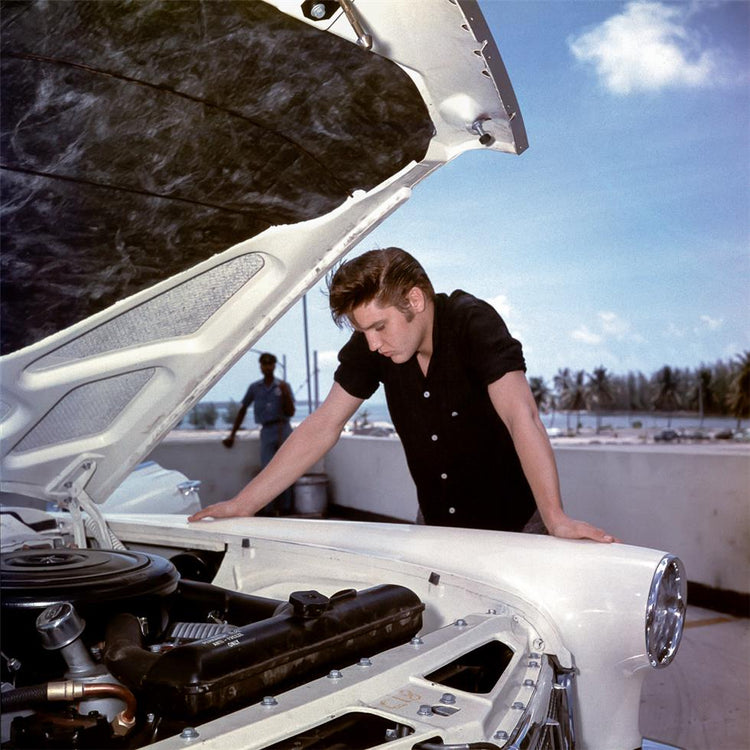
[191,249,615,543]
[222,352,295,516]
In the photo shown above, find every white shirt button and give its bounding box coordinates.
[451,411,458,417]
[440,473,448,480]
[448,507,456,514]
[424,391,430,398]
[431,434,438,441]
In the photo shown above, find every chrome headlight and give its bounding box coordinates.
[645,554,687,668]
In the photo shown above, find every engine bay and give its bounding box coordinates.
[0,520,424,749]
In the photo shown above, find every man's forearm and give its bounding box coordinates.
[190,383,362,522]
[508,416,567,529]
[487,373,566,529]
[229,405,248,437]
[228,408,344,515]
[488,374,616,543]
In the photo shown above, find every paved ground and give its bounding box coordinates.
[639,605,750,749]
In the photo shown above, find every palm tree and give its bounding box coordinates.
[653,366,680,427]
[690,367,715,427]
[566,370,588,433]
[554,368,573,432]
[189,402,218,429]
[587,366,614,433]
[726,351,750,429]
[529,376,551,413]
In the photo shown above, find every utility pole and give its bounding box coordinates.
[302,295,313,416]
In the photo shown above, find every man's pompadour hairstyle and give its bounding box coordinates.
[327,247,435,328]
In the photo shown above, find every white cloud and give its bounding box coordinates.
[568,1,719,95]
[570,311,644,347]
[695,314,724,332]
[598,311,630,337]
[487,293,513,319]
[665,321,686,338]
[571,325,603,345]
[487,293,528,343]
[664,315,724,339]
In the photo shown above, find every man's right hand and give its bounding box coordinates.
[222,436,235,449]
[188,497,249,522]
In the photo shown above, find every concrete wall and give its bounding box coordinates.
[323,435,418,520]
[148,432,749,595]
[554,444,750,595]
[146,431,325,506]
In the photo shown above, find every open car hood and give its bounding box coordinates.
[0,0,526,506]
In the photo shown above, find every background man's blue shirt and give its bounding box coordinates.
[242,378,291,426]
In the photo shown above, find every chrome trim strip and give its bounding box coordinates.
[641,739,685,750]
[506,657,576,749]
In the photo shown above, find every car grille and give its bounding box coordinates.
[504,657,576,750]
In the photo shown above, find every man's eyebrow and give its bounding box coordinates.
[350,316,385,332]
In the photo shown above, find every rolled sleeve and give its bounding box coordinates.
[457,294,526,386]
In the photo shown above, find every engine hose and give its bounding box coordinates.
[80,683,137,724]
[0,683,48,709]
[103,612,159,688]
[0,681,136,731]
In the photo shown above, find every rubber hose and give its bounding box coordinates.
[0,684,48,709]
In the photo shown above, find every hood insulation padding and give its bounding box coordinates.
[0,0,433,354]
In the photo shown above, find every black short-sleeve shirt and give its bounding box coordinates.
[334,290,536,531]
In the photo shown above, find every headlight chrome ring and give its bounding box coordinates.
[645,554,687,668]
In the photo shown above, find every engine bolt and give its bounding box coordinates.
[512,701,526,710]
[528,661,540,668]
[6,658,21,673]
[310,2,327,19]
[410,636,424,646]
[179,727,199,740]
[358,657,372,667]
[524,679,536,687]
[439,693,456,704]
[494,730,509,740]
[487,608,497,615]
[529,652,541,659]
[454,618,468,627]
[417,704,433,716]
[327,669,343,679]
[261,696,278,707]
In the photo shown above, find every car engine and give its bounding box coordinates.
[0,510,424,749]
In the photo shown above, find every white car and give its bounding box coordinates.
[0,2,685,749]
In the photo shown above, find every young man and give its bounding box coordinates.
[190,248,614,542]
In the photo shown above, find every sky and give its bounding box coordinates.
[206,0,750,409]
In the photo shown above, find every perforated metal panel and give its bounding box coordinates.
[34,254,264,367]
[12,369,155,453]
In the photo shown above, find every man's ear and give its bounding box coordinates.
[407,286,426,313]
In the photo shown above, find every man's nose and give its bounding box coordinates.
[365,331,381,352]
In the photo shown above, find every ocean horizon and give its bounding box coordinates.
[181,399,741,434]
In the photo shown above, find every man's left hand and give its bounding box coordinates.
[546,515,620,543]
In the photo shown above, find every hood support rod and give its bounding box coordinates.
[338,0,373,50]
